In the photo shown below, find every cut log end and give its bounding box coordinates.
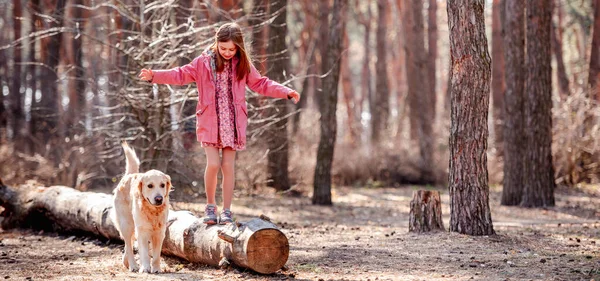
[246,229,289,274]
[409,190,445,233]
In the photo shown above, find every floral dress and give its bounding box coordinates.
[201,60,245,151]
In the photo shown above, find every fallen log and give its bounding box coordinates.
[408,190,445,232]
[0,179,289,274]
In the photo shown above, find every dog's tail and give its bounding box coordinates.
[122,141,140,175]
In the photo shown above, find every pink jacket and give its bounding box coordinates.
[152,53,294,146]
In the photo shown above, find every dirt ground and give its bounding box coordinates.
[0,185,599,281]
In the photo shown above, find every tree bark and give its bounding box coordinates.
[10,0,24,145]
[38,0,66,152]
[590,0,600,95]
[447,0,495,236]
[409,190,444,232]
[66,0,87,137]
[292,2,313,134]
[491,0,505,157]
[340,28,358,144]
[403,0,434,183]
[313,0,347,205]
[0,5,7,135]
[372,0,390,143]
[501,0,525,206]
[552,1,570,97]
[522,0,555,208]
[27,0,40,154]
[0,181,289,274]
[265,0,291,192]
[175,0,197,151]
[427,0,437,125]
[357,1,372,131]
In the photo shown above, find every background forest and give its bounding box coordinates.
[0,0,598,206]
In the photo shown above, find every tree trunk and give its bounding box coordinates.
[409,190,444,232]
[427,0,437,125]
[340,28,358,144]
[66,0,86,137]
[501,0,525,206]
[10,0,24,145]
[292,2,312,135]
[27,0,40,154]
[447,0,495,236]
[590,0,600,95]
[491,0,505,157]
[175,0,197,151]
[218,0,244,20]
[403,0,434,183]
[313,0,347,206]
[39,0,66,154]
[359,2,372,133]
[0,5,7,136]
[552,1,570,97]
[265,0,291,192]
[0,181,289,274]
[372,0,390,143]
[522,0,555,208]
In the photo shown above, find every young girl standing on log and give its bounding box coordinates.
[138,23,300,225]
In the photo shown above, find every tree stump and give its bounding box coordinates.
[409,190,445,232]
[0,179,289,274]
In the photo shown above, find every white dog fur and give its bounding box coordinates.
[112,142,171,273]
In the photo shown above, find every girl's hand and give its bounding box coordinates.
[288,91,300,104]
[139,68,154,81]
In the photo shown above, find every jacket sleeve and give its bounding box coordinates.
[151,56,202,85]
[246,64,293,99]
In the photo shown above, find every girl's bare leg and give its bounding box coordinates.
[204,147,221,205]
[221,147,236,210]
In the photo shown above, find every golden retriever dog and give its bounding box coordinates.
[112,142,171,273]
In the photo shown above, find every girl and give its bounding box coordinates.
[139,23,300,225]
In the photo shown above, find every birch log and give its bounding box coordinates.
[0,180,289,274]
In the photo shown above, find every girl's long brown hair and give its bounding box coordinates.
[210,23,252,81]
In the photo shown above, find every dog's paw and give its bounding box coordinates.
[128,264,139,272]
[150,266,162,274]
[139,265,151,273]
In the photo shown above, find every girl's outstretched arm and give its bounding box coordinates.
[140,56,202,85]
[246,64,299,102]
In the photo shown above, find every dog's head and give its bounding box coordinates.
[136,170,171,207]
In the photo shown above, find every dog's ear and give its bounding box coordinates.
[137,178,144,194]
[165,175,173,196]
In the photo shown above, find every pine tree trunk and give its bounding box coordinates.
[359,3,372,130]
[313,0,347,205]
[0,5,7,135]
[265,0,291,192]
[409,190,444,232]
[501,0,525,206]
[10,0,24,145]
[27,0,40,154]
[491,0,506,157]
[590,0,600,95]
[66,0,86,137]
[39,0,66,151]
[341,29,358,144]
[447,0,495,236]
[372,0,390,143]
[427,0,437,125]
[175,0,196,150]
[0,182,289,274]
[552,2,570,97]
[522,0,555,208]
[403,0,434,183]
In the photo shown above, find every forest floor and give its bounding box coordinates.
[0,184,599,281]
